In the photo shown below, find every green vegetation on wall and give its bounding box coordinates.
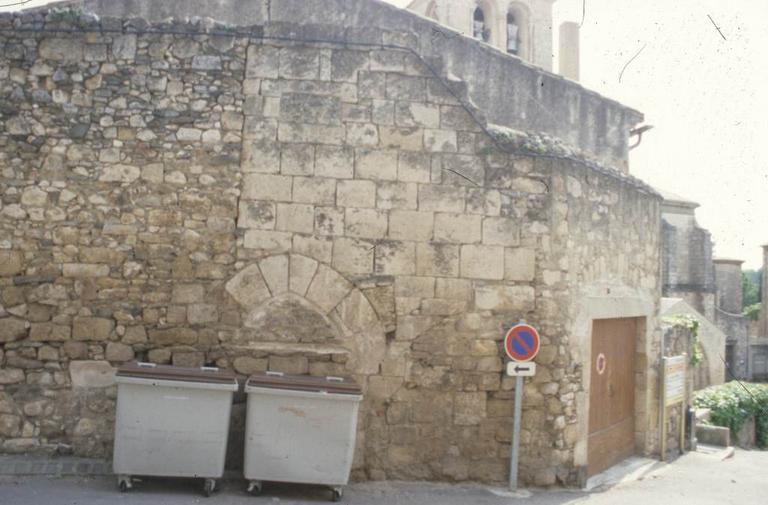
[743,302,761,321]
[48,7,87,23]
[662,314,702,366]
[694,382,768,448]
[742,269,761,309]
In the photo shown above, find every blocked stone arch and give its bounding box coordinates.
[224,253,387,377]
[224,253,392,473]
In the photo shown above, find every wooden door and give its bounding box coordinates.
[588,318,637,477]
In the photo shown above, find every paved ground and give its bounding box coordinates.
[0,449,764,505]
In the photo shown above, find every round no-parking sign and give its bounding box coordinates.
[504,324,540,362]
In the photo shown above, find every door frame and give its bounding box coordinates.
[571,291,657,487]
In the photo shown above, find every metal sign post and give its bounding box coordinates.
[503,322,540,491]
[509,374,524,490]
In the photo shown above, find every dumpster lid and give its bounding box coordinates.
[116,362,238,386]
[246,371,361,395]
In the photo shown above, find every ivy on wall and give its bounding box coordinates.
[662,314,702,366]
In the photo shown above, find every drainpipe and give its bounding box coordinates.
[629,125,654,150]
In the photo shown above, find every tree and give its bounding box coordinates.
[742,270,761,309]
[742,269,762,321]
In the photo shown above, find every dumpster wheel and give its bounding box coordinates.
[203,478,217,497]
[331,487,343,502]
[117,476,133,492]
[247,480,263,496]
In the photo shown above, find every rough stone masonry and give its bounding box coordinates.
[0,0,662,487]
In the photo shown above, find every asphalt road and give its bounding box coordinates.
[0,449,764,505]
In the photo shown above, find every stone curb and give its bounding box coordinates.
[0,456,248,481]
[0,456,112,477]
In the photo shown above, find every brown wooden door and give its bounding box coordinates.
[588,318,637,477]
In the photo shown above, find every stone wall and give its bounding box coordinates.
[0,5,660,486]
[751,342,768,380]
[554,157,661,481]
[717,310,749,380]
[714,259,743,314]
[713,259,749,379]
[54,0,642,171]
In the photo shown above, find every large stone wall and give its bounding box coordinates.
[0,5,660,486]
[553,155,662,480]
[51,0,642,171]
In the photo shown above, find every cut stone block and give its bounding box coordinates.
[72,317,114,341]
[460,245,504,280]
[69,361,116,388]
[434,213,482,244]
[333,237,375,275]
[226,264,271,308]
[259,254,289,295]
[289,254,318,297]
[416,242,459,277]
[305,264,353,314]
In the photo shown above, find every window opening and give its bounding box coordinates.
[473,7,489,42]
[507,11,520,54]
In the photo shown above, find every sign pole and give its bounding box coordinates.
[503,321,540,492]
[679,353,687,454]
[509,375,524,490]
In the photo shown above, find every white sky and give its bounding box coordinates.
[4,0,767,268]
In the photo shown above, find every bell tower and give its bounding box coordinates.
[408,0,562,72]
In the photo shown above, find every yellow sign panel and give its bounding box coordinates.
[664,355,686,406]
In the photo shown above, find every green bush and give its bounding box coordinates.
[743,303,761,321]
[693,382,768,448]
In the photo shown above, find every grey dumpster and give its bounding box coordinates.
[112,362,239,496]
[243,371,363,501]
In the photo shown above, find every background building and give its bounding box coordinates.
[658,187,762,384]
[408,0,579,79]
[753,245,768,380]
[659,190,716,322]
